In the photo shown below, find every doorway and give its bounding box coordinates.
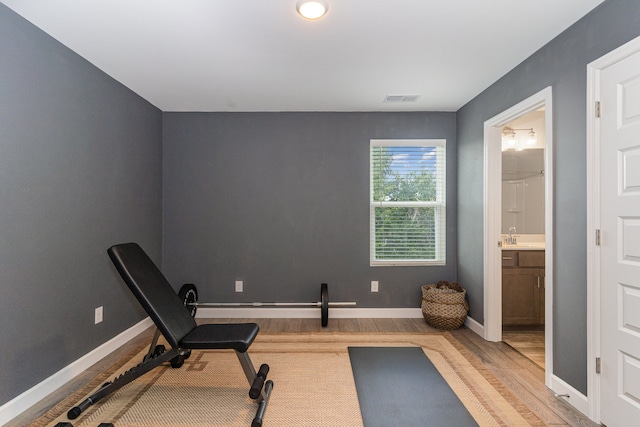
[501,110,546,369]
[482,87,554,387]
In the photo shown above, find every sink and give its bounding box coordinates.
[502,243,545,250]
[501,234,545,250]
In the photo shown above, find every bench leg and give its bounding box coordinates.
[252,380,273,427]
[144,328,162,360]
[67,348,181,419]
[235,350,273,427]
[236,350,257,384]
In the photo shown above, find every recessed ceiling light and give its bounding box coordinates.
[297,0,329,20]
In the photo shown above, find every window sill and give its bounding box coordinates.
[370,260,446,267]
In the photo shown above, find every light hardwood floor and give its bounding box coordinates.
[503,329,545,369]
[453,327,596,427]
[8,318,597,427]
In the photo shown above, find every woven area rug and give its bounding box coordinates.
[35,332,544,426]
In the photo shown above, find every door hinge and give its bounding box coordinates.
[595,229,601,246]
[595,101,601,118]
[596,357,601,374]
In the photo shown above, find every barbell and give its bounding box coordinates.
[177,283,356,327]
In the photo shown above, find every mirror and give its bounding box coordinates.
[502,148,544,234]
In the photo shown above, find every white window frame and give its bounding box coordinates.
[370,139,446,266]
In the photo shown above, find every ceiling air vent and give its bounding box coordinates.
[384,94,420,103]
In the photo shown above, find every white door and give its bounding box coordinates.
[600,47,640,426]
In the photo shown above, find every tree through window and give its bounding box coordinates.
[370,139,446,266]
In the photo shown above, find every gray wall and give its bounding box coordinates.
[162,112,457,307]
[457,0,640,394]
[0,4,163,406]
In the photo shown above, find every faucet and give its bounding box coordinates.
[506,227,517,245]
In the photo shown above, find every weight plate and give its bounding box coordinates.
[321,283,328,327]
[178,283,198,317]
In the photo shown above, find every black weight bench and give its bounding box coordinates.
[67,242,272,427]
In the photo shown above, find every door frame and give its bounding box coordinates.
[587,34,640,423]
[483,86,554,387]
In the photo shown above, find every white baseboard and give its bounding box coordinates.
[0,317,153,426]
[464,316,484,337]
[549,374,589,417]
[195,307,424,319]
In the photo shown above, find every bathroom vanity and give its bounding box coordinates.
[502,248,545,326]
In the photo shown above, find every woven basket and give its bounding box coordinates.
[421,282,469,330]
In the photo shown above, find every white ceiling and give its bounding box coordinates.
[2,0,604,112]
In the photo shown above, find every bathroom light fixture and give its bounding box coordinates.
[297,0,328,20]
[502,127,517,147]
[502,127,536,149]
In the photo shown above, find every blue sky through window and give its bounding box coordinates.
[387,146,437,174]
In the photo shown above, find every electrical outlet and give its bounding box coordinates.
[235,280,243,292]
[371,281,379,292]
[95,306,103,324]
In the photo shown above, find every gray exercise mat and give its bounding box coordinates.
[348,346,478,427]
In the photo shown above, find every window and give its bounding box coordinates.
[370,139,446,266]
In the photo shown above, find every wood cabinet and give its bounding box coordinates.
[502,250,545,326]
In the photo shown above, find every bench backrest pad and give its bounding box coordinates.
[108,243,196,348]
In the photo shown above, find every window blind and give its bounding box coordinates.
[370,139,446,266]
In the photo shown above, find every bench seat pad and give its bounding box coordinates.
[180,323,259,353]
